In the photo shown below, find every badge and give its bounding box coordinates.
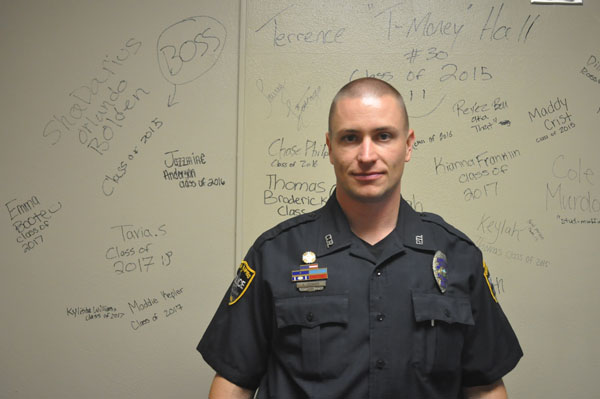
[228,261,256,305]
[432,251,448,294]
[483,260,498,303]
[292,251,327,292]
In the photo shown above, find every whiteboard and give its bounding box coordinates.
[1,1,239,398]
[241,1,600,398]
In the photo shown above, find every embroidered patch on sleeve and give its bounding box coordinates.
[228,261,256,305]
[483,260,498,303]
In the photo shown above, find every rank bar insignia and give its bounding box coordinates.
[432,251,448,294]
[291,264,328,282]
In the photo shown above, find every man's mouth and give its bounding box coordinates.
[352,172,384,181]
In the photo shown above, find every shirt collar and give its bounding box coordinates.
[397,198,438,252]
[315,194,438,258]
[316,194,354,257]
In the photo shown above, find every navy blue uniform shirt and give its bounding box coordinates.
[198,195,522,398]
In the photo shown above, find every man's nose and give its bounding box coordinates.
[357,138,376,163]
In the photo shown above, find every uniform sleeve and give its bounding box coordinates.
[461,250,523,387]
[197,245,272,390]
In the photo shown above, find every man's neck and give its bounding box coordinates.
[337,191,401,245]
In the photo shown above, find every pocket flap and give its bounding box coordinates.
[412,292,474,325]
[275,295,348,328]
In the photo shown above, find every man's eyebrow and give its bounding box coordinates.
[374,126,399,132]
[335,128,359,135]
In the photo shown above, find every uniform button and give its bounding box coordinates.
[375,359,386,369]
[376,313,385,322]
[444,308,451,318]
[376,270,382,277]
[306,312,314,322]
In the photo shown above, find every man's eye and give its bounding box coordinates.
[379,132,392,140]
[342,135,357,143]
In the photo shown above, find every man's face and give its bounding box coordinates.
[326,94,415,204]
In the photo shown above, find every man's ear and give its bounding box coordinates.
[326,132,334,165]
[405,129,415,162]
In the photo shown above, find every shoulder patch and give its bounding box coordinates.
[483,260,498,303]
[228,261,256,305]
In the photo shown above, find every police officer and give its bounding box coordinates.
[198,77,522,398]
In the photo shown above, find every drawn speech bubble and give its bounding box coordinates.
[157,16,226,86]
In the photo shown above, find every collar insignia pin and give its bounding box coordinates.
[325,234,334,248]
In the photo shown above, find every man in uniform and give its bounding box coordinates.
[198,77,522,398]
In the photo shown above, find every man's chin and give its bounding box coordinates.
[348,189,395,204]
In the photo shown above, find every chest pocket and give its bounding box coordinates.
[412,291,474,374]
[274,295,348,379]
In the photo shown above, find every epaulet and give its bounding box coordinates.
[254,209,320,248]
[419,212,476,246]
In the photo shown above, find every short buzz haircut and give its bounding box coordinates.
[328,77,409,134]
